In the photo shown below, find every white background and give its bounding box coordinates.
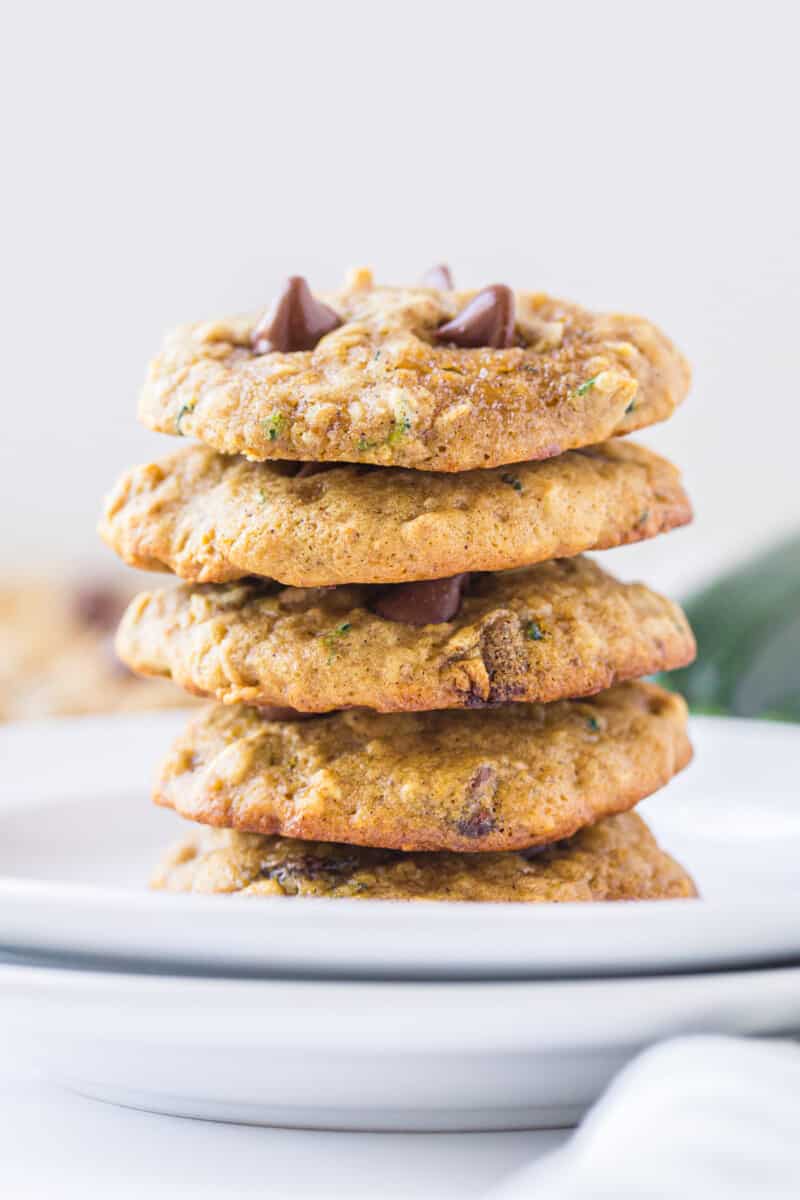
[2,0,799,598]
[1,7,799,1194]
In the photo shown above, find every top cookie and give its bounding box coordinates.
[139,268,690,473]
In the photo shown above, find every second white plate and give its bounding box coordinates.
[2,960,799,1130]
[0,711,798,979]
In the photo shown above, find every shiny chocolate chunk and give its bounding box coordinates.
[251,276,341,354]
[434,284,516,349]
[421,263,454,289]
[371,574,469,625]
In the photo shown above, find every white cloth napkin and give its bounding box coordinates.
[491,1036,800,1199]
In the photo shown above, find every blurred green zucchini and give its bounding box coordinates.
[661,533,800,721]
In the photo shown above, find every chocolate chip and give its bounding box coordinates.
[421,264,454,289]
[434,284,516,349]
[270,852,360,884]
[456,806,497,839]
[456,765,499,838]
[477,613,529,705]
[72,585,125,632]
[265,847,400,892]
[251,276,342,354]
[371,574,470,625]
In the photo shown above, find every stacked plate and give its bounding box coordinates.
[1,710,799,1131]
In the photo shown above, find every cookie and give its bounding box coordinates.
[0,580,195,722]
[117,558,696,713]
[154,682,692,852]
[151,811,697,902]
[139,269,689,472]
[100,440,691,588]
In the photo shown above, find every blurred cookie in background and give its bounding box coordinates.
[0,579,197,721]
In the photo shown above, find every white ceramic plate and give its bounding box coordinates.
[2,959,799,1131]
[0,711,798,980]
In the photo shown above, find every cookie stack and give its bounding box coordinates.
[101,267,697,903]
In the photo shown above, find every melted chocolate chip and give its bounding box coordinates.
[269,852,361,885]
[371,574,470,626]
[421,264,454,289]
[456,765,499,838]
[434,284,516,349]
[251,276,342,354]
[72,585,125,632]
[456,808,497,839]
